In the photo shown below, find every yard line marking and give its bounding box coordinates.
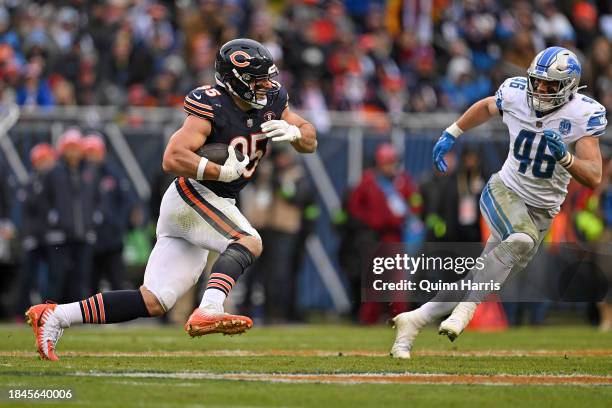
[2,349,612,358]
[74,372,612,386]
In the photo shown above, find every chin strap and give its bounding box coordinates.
[216,76,267,109]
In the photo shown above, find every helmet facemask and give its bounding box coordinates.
[527,75,575,113]
[217,66,281,110]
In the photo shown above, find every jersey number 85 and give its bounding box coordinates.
[230,133,267,178]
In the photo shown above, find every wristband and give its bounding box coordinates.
[559,152,574,169]
[445,122,464,138]
[196,157,209,180]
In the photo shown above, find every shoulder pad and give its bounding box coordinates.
[496,77,528,112]
[278,86,289,110]
[184,86,217,121]
[574,95,607,137]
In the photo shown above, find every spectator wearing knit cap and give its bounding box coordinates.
[41,128,99,303]
[572,1,601,52]
[82,133,134,293]
[14,143,57,316]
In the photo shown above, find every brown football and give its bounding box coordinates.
[195,143,245,165]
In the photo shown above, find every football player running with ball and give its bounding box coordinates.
[391,47,607,359]
[26,38,317,361]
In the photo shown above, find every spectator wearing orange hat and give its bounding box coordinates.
[29,143,56,171]
[14,143,57,316]
[572,1,601,52]
[346,143,422,324]
[41,128,99,303]
[81,133,106,163]
[56,128,82,167]
[82,132,134,293]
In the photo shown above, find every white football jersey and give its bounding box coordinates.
[495,76,607,210]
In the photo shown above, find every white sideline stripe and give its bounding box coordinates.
[104,123,151,200]
[3,349,612,358]
[0,104,28,185]
[306,236,351,313]
[74,372,612,386]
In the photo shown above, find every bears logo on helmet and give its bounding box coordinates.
[215,38,281,109]
[229,51,251,68]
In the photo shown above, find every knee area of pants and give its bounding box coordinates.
[146,290,173,316]
[504,232,535,254]
[240,237,262,259]
[147,304,166,317]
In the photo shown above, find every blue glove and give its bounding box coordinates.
[543,129,567,161]
[432,131,456,172]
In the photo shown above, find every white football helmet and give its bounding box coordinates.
[526,46,584,114]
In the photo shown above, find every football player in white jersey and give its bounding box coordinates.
[391,46,607,358]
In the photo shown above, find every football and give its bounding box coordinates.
[196,143,245,165]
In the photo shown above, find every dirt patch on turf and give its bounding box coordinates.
[78,371,612,386]
[2,349,612,358]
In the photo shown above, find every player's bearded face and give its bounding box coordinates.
[532,78,561,102]
[251,78,274,98]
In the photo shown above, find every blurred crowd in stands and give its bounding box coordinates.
[0,0,610,116]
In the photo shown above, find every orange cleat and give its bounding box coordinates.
[184,305,253,337]
[25,303,63,361]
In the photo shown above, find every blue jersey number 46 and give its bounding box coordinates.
[513,130,556,178]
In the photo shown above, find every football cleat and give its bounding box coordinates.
[25,303,64,361]
[390,311,426,359]
[438,302,477,342]
[184,304,253,337]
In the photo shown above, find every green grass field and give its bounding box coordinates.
[1,323,611,407]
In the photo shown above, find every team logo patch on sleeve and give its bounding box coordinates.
[559,119,571,135]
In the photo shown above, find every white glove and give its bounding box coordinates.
[261,120,301,143]
[218,146,250,182]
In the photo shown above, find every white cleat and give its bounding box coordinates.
[390,311,425,359]
[438,302,477,342]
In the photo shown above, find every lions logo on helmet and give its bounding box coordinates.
[526,47,585,114]
[214,38,281,109]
